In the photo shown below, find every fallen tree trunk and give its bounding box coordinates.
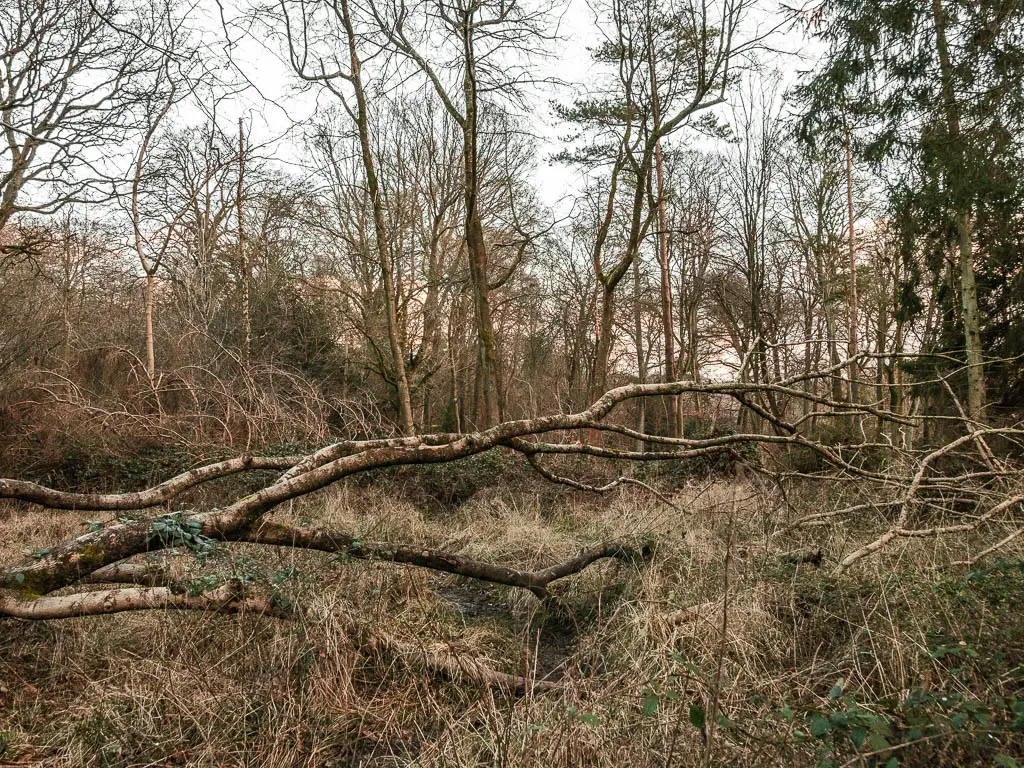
[240,522,646,598]
[0,454,300,510]
[1,371,1016,618]
[0,579,560,695]
[2,377,881,600]
[4,369,1024,702]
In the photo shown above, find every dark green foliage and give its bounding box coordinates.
[786,683,1024,768]
[636,420,758,486]
[27,443,201,493]
[795,0,1024,412]
[360,449,530,511]
[18,443,304,502]
[213,280,350,386]
[149,513,215,559]
[785,421,888,474]
[765,560,1024,765]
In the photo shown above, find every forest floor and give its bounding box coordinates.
[2,474,1024,767]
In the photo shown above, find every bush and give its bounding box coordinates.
[786,420,888,474]
[638,420,759,487]
[358,448,533,511]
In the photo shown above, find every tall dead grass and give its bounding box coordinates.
[2,477,1023,766]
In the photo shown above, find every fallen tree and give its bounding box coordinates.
[2,367,1022,693]
[2,368,1022,610]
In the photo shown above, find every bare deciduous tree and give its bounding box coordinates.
[0,0,174,234]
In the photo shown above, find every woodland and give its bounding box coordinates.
[1,0,1024,765]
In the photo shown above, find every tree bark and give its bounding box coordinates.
[461,11,502,428]
[958,212,985,421]
[237,118,251,366]
[590,151,653,409]
[845,124,859,406]
[632,256,646,449]
[931,0,985,422]
[145,271,156,380]
[650,48,680,437]
[341,0,416,435]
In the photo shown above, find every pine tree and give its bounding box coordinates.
[795,0,1024,420]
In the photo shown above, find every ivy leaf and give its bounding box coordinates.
[809,716,832,738]
[850,726,867,748]
[689,704,706,730]
[867,732,890,750]
[642,694,659,717]
[829,678,845,699]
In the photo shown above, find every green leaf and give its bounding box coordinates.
[868,716,893,738]
[829,678,845,699]
[689,704,706,730]
[994,754,1019,768]
[670,653,702,677]
[809,716,832,738]
[578,713,601,726]
[14,573,24,584]
[885,758,900,768]
[866,732,890,751]
[850,726,867,748]
[642,694,659,717]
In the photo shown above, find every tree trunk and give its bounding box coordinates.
[845,125,859,406]
[892,317,907,446]
[650,49,679,437]
[958,212,985,421]
[874,286,888,438]
[931,0,985,422]
[341,0,416,435]
[632,256,646,450]
[803,295,815,424]
[590,150,652,407]
[591,285,616,403]
[462,13,502,428]
[237,118,251,366]
[145,271,156,381]
[679,255,703,422]
[820,255,845,409]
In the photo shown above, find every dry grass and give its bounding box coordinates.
[2,478,1024,767]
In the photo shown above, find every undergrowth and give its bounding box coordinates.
[1,480,1023,766]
